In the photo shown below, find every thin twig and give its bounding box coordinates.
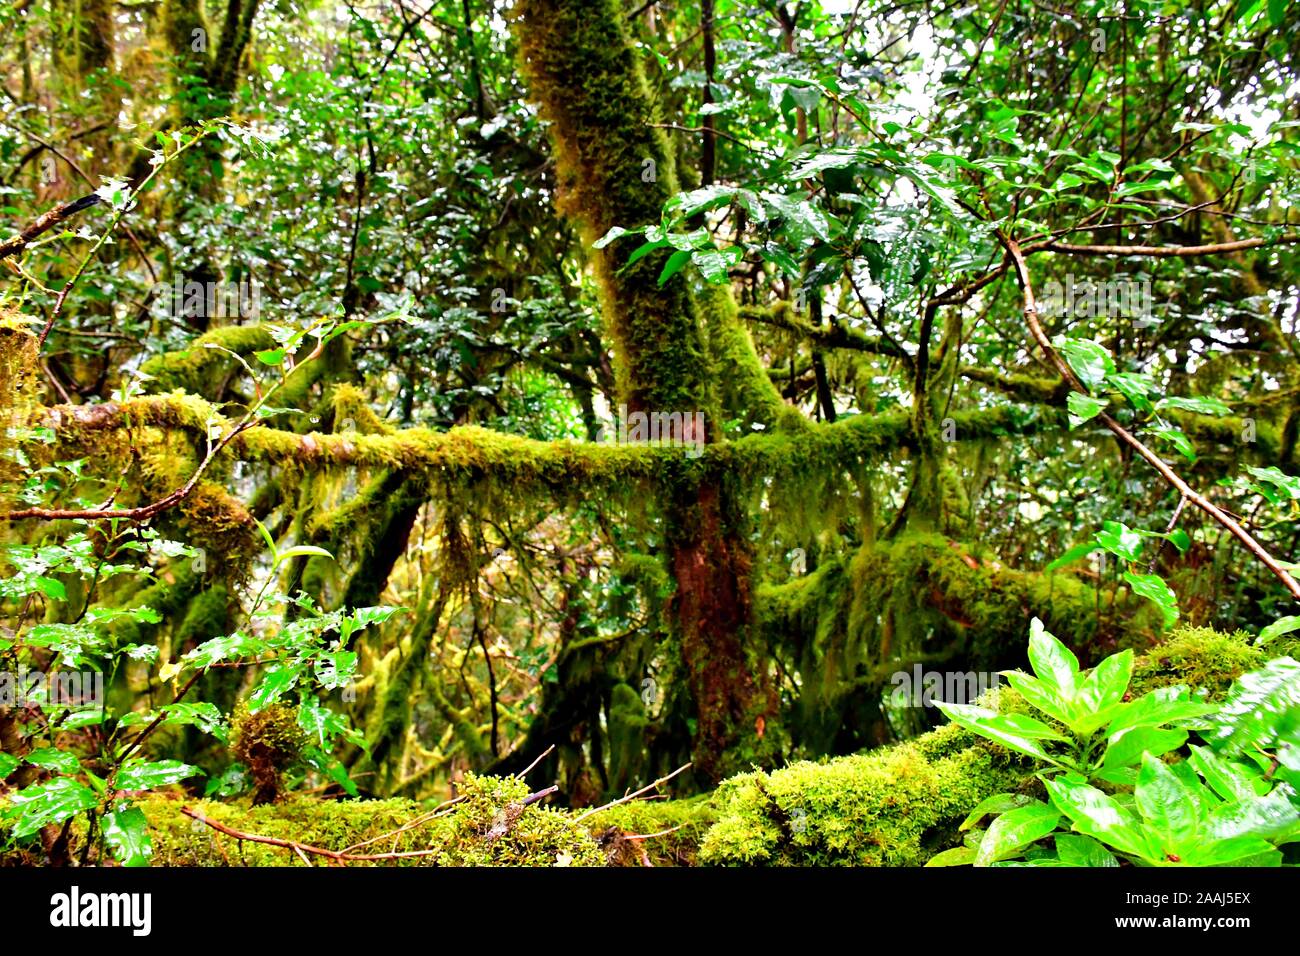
[573,763,691,823]
[514,744,556,780]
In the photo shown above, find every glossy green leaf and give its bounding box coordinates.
[1044,776,1152,860]
[1054,833,1118,867]
[933,701,1054,762]
[1027,617,1079,698]
[924,845,977,867]
[959,792,1034,831]
[1122,571,1179,627]
[1053,337,1115,391]
[103,806,153,867]
[975,803,1060,866]
[1067,392,1104,428]
[1134,753,1200,849]
[115,759,202,791]
[4,778,99,839]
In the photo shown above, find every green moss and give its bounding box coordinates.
[699,736,1029,866]
[231,703,308,805]
[1130,625,1261,700]
[140,325,275,394]
[589,794,714,866]
[514,0,712,419]
[139,772,604,866]
[757,533,1153,754]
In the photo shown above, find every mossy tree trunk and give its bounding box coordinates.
[513,0,779,782]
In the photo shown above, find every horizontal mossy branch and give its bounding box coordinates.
[36,395,1062,492]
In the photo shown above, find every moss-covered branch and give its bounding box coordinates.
[38,394,1062,491]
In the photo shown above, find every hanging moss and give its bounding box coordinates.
[757,533,1157,755]
[41,393,1061,500]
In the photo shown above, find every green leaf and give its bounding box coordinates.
[1106,372,1157,413]
[1104,685,1217,736]
[248,663,304,711]
[1067,392,1105,428]
[1102,726,1188,772]
[103,807,153,867]
[925,845,977,867]
[762,191,832,244]
[1156,395,1232,417]
[1187,745,1259,803]
[1245,466,1300,501]
[1122,571,1179,627]
[933,701,1055,762]
[0,753,19,779]
[1188,835,1280,866]
[959,792,1033,831]
[254,348,286,366]
[1053,337,1115,391]
[274,544,335,567]
[1208,657,1300,757]
[1027,617,1079,698]
[115,759,202,791]
[657,249,692,286]
[184,631,264,669]
[1205,783,1300,843]
[24,747,82,774]
[664,185,738,218]
[1044,777,1152,860]
[1134,753,1200,848]
[1258,616,1300,647]
[4,778,99,839]
[625,238,669,268]
[999,670,1074,727]
[592,225,634,249]
[253,517,277,557]
[161,702,229,743]
[1046,541,1099,572]
[1075,649,1133,714]
[1095,521,1143,563]
[1152,426,1196,462]
[34,576,67,600]
[690,246,741,283]
[976,803,1061,865]
[1054,833,1118,867]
